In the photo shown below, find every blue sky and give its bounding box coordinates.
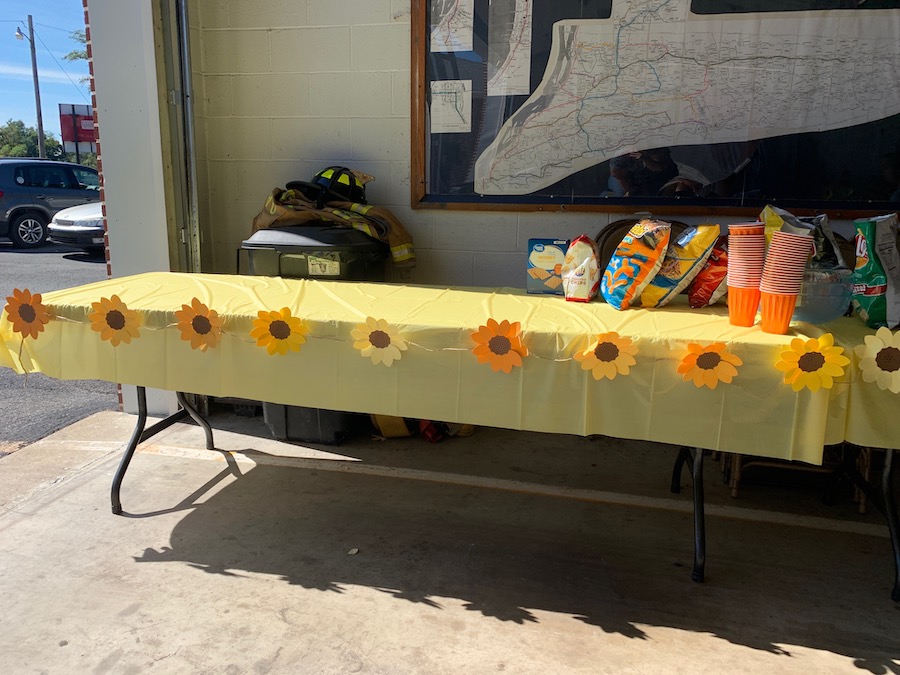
[0,0,90,140]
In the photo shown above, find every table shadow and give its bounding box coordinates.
[127,460,900,673]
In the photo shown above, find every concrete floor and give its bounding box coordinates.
[0,410,898,674]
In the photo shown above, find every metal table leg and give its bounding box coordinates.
[668,446,706,582]
[670,446,690,494]
[882,449,900,602]
[690,447,706,583]
[110,387,214,515]
[825,445,899,602]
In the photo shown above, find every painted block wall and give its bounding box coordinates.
[189,1,856,287]
[189,0,651,287]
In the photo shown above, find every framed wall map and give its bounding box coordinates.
[410,1,900,216]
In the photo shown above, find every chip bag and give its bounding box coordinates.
[641,224,720,307]
[687,241,728,308]
[601,219,671,310]
[851,214,900,328]
[561,235,601,302]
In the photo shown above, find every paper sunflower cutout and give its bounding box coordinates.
[854,327,900,394]
[774,333,849,392]
[574,332,638,380]
[88,295,141,346]
[175,298,223,351]
[4,288,50,339]
[351,317,408,367]
[471,318,528,373]
[250,308,308,355]
[677,342,743,389]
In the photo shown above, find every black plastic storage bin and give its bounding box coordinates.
[241,224,389,281]
[240,225,389,444]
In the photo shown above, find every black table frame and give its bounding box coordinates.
[110,386,899,601]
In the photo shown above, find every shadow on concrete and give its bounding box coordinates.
[62,249,105,264]
[129,459,900,673]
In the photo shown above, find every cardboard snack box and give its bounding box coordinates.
[527,238,569,294]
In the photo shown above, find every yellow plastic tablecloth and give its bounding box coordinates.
[2,272,895,465]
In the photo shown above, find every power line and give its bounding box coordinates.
[33,27,90,104]
[34,22,82,34]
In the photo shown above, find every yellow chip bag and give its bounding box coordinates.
[601,219,671,310]
[640,224,721,308]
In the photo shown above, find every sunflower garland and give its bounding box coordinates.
[471,318,528,373]
[774,333,849,392]
[88,295,142,346]
[351,317,407,366]
[854,326,900,394]
[175,298,223,351]
[250,307,308,355]
[574,332,638,380]
[9,284,900,404]
[677,342,742,389]
[4,288,50,340]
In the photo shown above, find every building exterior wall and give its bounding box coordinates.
[85,0,172,278]
[89,1,857,291]
[85,0,179,415]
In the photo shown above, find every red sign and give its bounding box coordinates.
[58,104,95,144]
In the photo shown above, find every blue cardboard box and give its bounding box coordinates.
[527,239,569,294]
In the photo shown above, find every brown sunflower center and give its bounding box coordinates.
[18,304,36,323]
[594,341,619,362]
[191,315,212,335]
[798,352,825,373]
[369,330,391,349]
[876,346,900,373]
[106,310,125,330]
[269,319,291,340]
[489,335,511,355]
[696,352,722,370]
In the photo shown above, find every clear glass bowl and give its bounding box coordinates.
[791,268,853,324]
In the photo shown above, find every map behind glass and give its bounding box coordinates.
[424,0,900,208]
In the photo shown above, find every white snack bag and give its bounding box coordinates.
[561,235,601,302]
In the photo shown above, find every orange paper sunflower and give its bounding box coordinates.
[677,342,742,389]
[471,318,528,373]
[4,288,50,339]
[775,333,849,392]
[574,332,638,380]
[175,297,223,351]
[88,294,141,346]
[250,307,307,355]
[351,317,408,366]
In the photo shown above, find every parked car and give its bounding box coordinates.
[48,201,105,251]
[0,158,100,248]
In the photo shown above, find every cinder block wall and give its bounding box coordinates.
[188,0,667,286]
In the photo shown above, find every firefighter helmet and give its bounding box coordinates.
[312,166,368,204]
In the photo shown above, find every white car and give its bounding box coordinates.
[48,201,105,251]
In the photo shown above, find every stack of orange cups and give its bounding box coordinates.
[759,230,814,334]
[726,223,766,326]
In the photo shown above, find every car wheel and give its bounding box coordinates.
[10,212,48,248]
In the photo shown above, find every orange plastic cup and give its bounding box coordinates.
[728,286,761,327]
[760,291,798,334]
[728,223,765,236]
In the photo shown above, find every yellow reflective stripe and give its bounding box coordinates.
[351,223,377,238]
[391,245,414,261]
[328,209,356,222]
[319,168,362,188]
[350,203,373,215]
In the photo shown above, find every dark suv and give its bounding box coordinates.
[0,158,100,248]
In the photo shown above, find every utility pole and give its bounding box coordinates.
[26,15,45,158]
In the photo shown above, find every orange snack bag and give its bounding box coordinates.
[600,219,671,309]
[688,242,728,308]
